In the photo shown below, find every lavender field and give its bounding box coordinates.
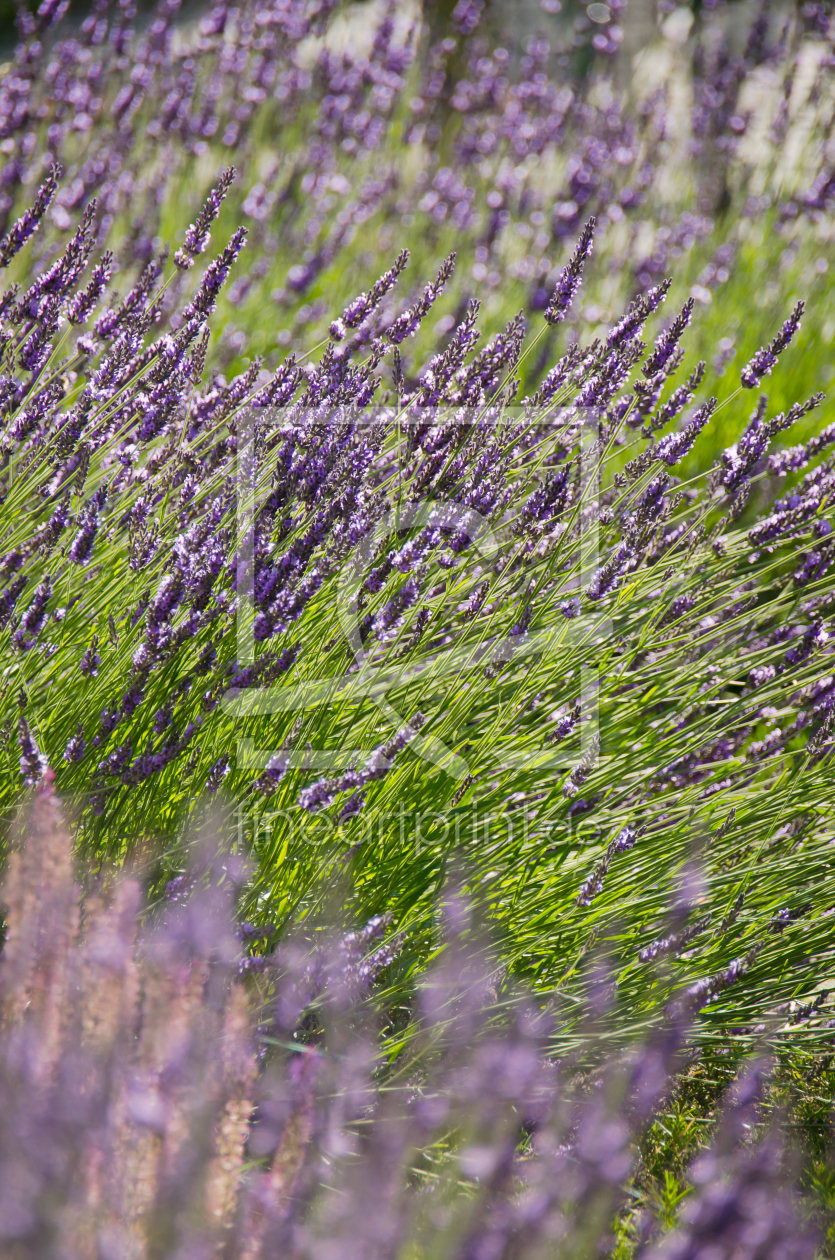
[0,0,835,1252]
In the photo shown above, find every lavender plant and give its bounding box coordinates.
[0,0,832,1054]
[0,779,825,1258]
[0,177,831,1043]
[0,0,830,414]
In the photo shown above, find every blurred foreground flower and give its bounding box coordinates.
[0,780,820,1258]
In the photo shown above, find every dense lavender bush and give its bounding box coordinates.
[0,779,823,1258]
[0,0,831,402]
[0,0,833,1050]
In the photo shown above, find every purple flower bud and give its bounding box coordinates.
[66,252,113,324]
[180,227,247,322]
[206,755,230,792]
[80,636,101,678]
[330,249,408,339]
[544,217,595,325]
[63,723,86,763]
[68,485,107,565]
[741,301,804,388]
[18,717,47,784]
[386,254,455,344]
[0,574,27,629]
[0,164,60,268]
[174,168,235,270]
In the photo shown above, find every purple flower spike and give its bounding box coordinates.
[18,717,47,784]
[174,168,236,270]
[544,217,595,325]
[338,791,366,821]
[607,279,671,351]
[63,723,86,763]
[66,252,113,324]
[642,297,694,379]
[577,824,639,905]
[0,575,27,630]
[298,715,425,812]
[181,227,248,322]
[612,824,637,853]
[386,254,455,345]
[546,703,580,744]
[741,301,804,388]
[80,637,101,678]
[68,486,107,566]
[784,620,827,668]
[16,577,51,649]
[0,164,60,268]
[206,755,230,793]
[655,397,717,466]
[330,249,409,340]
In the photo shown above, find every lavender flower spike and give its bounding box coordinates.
[330,249,409,340]
[642,297,694,379]
[0,164,61,268]
[576,824,638,905]
[63,723,86,763]
[66,253,113,325]
[18,717,47,785]
[206,756,230,793]
[741,301,804,388]
[544,217,595,325]
[181,227,247,322]
[80,636,100,678]
[68,486,107,566]
[655,397,717,466]
[607,279,671,351]
[386,254,456,345]
[174,168,236,270]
